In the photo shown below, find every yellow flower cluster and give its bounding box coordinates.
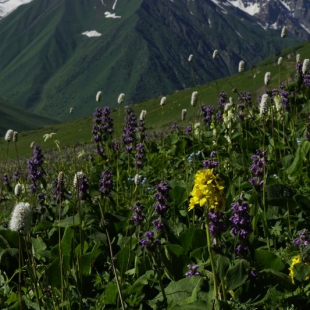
[289,255,310,283]
[188,169,225,212]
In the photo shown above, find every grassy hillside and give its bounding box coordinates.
[0,98,59,135]
[0,39,308,161]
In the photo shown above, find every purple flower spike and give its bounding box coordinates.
[185,264,200,277]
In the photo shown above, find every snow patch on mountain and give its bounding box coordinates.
[82,31,102,37]
[105,11,121,18]
[300,23,310,34]
[279,0,292,12]
[0,0,33,19]
[112,0,117,10]
[228,0,260,15]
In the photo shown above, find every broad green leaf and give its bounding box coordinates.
[56,214,80,227]
[46,258,61,286]
[254,250,285,271]
[104,282,118,305]
[215,254,230,279]
[31,237,49,261]
[180,227,207,253]
[293,263,310,283]
[226,259,250,291]
[81,243,101,275]
[125,270,153,295]
[115,245,134,276]
[287,145,303,177]
[33,221,53,232]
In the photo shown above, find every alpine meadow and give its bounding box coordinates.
[1,1,310,310]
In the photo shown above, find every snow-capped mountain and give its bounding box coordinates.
[0,0,33,19]
[227,0,310,38]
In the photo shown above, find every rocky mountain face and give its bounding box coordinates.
[0,0,304,121]
[228,0,310,39]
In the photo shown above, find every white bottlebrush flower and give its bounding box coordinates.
[139,110,147,120]
[273,94,281,112]
[13,131,18,142]
[96,91,102,102]
[134,174,141,185]
[281,26,287,38]
[296,54,301,62]
[30,141,35,148]
[260,94,269,116]
[212,50,218,59]
[191,91,198,106]
[14,183,23,196]
[5,129,14,142]
[302,59,309,74]
[43,132,56,142]
[224,102,233,111]
[194,122,200,135]
[188,54,194,62]
[69,107,73,114]
[74,171,84,187]
[160,96,166,106]
[118,93,125,104]
[278,57,283,66]
[238,60,245,73]
[181,109,187,121]
[9,202,32,233]
[264,72,271,85]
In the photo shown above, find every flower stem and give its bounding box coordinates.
[205,217,219,301]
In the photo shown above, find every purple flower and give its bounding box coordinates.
[27,145,45,191]
[208,209,226,238]
[131,201,145,226]
[122,108,137,153]
[99,169,113,196]
[153,219,164,232]
[140,231,161,251]
[185,264,200,277]
[294,229,310,248]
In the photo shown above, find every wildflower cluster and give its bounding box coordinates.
[230,195,252,258]
[131,201,145,226]
[203,151,219,169]
[99,169,113,196]
[201,104,215,126]
[185,264,200,277]
[189,169,225,212]
[28,145,45,192]
[249,149,267,190]
[122,108,137,153]
[140,231,161,252]
[294,229,310,248]
[154,181,171,215]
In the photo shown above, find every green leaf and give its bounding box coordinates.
[180,227,207,253]
[215,254,230,279]
[254,250,285,271]
[81,243,101,275]
[46,258,61,286]
[31,237,49,261]
[226,259,250,291]
[104,282,118,305]
[293,263,310,282]
[33,221,53,232]
[287,145,303,177]
[115,245,134,276]
[169,300,209,309]
[125,270,153,295]
[55,214,80,227]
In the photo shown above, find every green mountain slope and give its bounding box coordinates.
[0,98,59,135]
[0,0,302,122]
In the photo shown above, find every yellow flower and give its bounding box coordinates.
[189,169,225,212]
[289,255,310,283]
